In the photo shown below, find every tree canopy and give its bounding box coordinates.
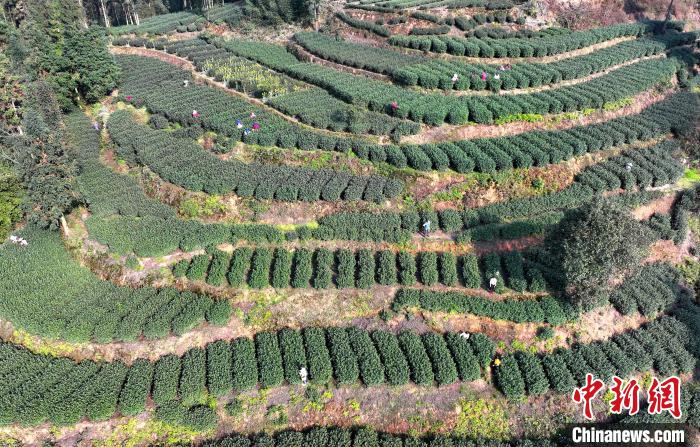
[546,198,655,309]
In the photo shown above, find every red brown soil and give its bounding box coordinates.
[402,86,675,144]
[110,45,364,142]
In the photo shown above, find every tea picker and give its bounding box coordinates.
[489,274,498,292]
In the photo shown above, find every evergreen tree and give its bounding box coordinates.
[546,198,654,310]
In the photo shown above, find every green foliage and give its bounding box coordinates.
[231,337,259,391]
[460,253,481,289]
[438,252,458,287]
[356,249,376,290]
[421,333,458,386]
[255,332,285,388]
[271,248,293,289]
[445,333,481,381]
[304,327,333,384]
[327,327,360,384]
[206,250,231,287]
[228,247,254,287]
[118,359,154,416]
[279,329,307,385]
[154,400,217,432]
[249,248,273,289]
[187,254,210,282]
[312,248,334,289]
[152,355,181,406]
[179,348,207,406]
[0,229,222,343]
[336,249,356,288]
[371,330,410,386]
[546,198,655,309]
[292,248,313,288]
[207,340,233,397]
[494,354,525,399]
[397,251,417,286]
[347,327,385,386]
[0,165,22,241]
[418,252,439,287]
[398,331,434,385]
[376,250,397,286]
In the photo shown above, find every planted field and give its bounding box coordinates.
[2,2,700,445]
[0,327,494,425]
[0,230,230,343]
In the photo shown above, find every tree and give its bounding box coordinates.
[4,81,79,230]
[0,20,25,136]
[63,26,120,103]
[0,163,22,240]
[305,0,326,30]
[546,198,655,309]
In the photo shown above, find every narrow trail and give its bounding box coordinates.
[340,27,638,64]
[295,35,663,98]
[109,45,375,143]
[401,86,675,144]
[448,55,665,97]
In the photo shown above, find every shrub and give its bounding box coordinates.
[347,327,385,386]
[542,353,576,394]
[515,352,549,395]
[327,327,360,384]
[291,249,313,288]
[304,327,333,384]
[356,249,376,289]
[438,252,458,287]
[371,330,410,386]
[421,333,458,386]
[118,359,154,416]
[469,333,495,368]
[336,249,356,288]
[249,248,273,289]
[186,254,210,281]
[227,247,253,287]
[418,252,439,286]
[231,337,258,390]
[398,331,434,385]
[207,250,230,286]
[494,354,525,399]
[459,253,481,289]
[445,333,481,381]
[271,248,293,288]
[279,329,308,385]
[152,355,181,405]
[179,348,207,406]
[255,332,285,388]
[503,251,527,292]
[376,250,397,286]
[312,249,334,289]
[397,251,417,286]
[207,340,233,396]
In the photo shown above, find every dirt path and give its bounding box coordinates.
[346,31,638,65]
[448,54,665,97]
[290,41,391,81]
[109,45,373,143]
[297,33,662,98]
[401,86,675,144]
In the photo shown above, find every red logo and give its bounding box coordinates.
[572,375,682,420]
[648,376,682,419]
[572,373,605,420]
[609,377,641,416]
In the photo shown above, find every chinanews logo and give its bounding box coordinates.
[572,374,682,420]
[566,374,696,447]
